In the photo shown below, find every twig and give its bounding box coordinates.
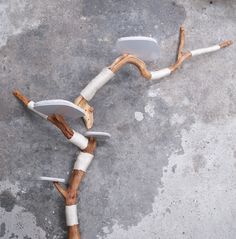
[177,26,185,60]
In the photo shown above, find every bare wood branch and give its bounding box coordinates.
[169,51,192,72]
[110,54,152,79]
[219,40,233,48]
[13,89,30,106]
[177,26,185,60]
[53,182,67,199]
[47,114,74,139]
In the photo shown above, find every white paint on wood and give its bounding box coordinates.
[74,152,94,172]
[80,68,115,101]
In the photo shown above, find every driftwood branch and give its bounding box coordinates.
[177,26,185,60]
[13,89,30,106]
[53,138,97,239]
[75,26,232,129]
[109,26,232,79]
[47,114,74,139]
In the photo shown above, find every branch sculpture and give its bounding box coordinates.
[13,25,233,239]
[74,26,232,129]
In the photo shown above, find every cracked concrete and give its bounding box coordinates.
[0,0,235,238]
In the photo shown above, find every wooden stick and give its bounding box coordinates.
[48,114,74,139]
[177,26,185,60]
[13,89,30,106]
[54,138,97,239]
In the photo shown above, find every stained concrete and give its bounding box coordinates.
[0,0,235,238]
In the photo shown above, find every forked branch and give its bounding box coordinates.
[53,138,97,239]
[75,26,232,129]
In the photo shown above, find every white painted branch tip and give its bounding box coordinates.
[190,45,220,57]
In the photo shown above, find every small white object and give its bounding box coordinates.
[84,131,111,140]
[69,131,88,149]
[116,36,159,61]
[74,152,94,172]
[33,99,85,119]
[27,101,48,119]
[190,45,220,57]
[80,68,115,101]
[150,68,171,80]
[39,176,66,183]
[134,111,144,121]
[65,205,78,226]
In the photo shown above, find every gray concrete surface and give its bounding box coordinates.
[0,0,235,238]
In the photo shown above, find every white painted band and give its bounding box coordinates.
[80,67,115,101]
[69,131,88,150]
[65,205,78,226]
[150,68,171,80]
[74,152,94,172]
[190,45,220,57]
[27,101,48,119]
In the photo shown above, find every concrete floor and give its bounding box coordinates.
[0,0,235,238]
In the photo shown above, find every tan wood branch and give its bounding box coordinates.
[220,40,233,48]
[53,182,67,198]
[74,96,94,129]
[54,138,97,239]
[177,26,185,60]
[75,26,232,130]
[13,90,30,106]
[47,114,74,139]
[109,54,152,79]
[169,51,192,72]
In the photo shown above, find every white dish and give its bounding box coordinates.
[116,36,159,61]
[39,176,66,183]
[84,131,111,140]
[34,99,85,119]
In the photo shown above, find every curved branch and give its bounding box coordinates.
[110,55,152,79]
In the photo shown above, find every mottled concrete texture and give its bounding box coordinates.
[0,0,235,238]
